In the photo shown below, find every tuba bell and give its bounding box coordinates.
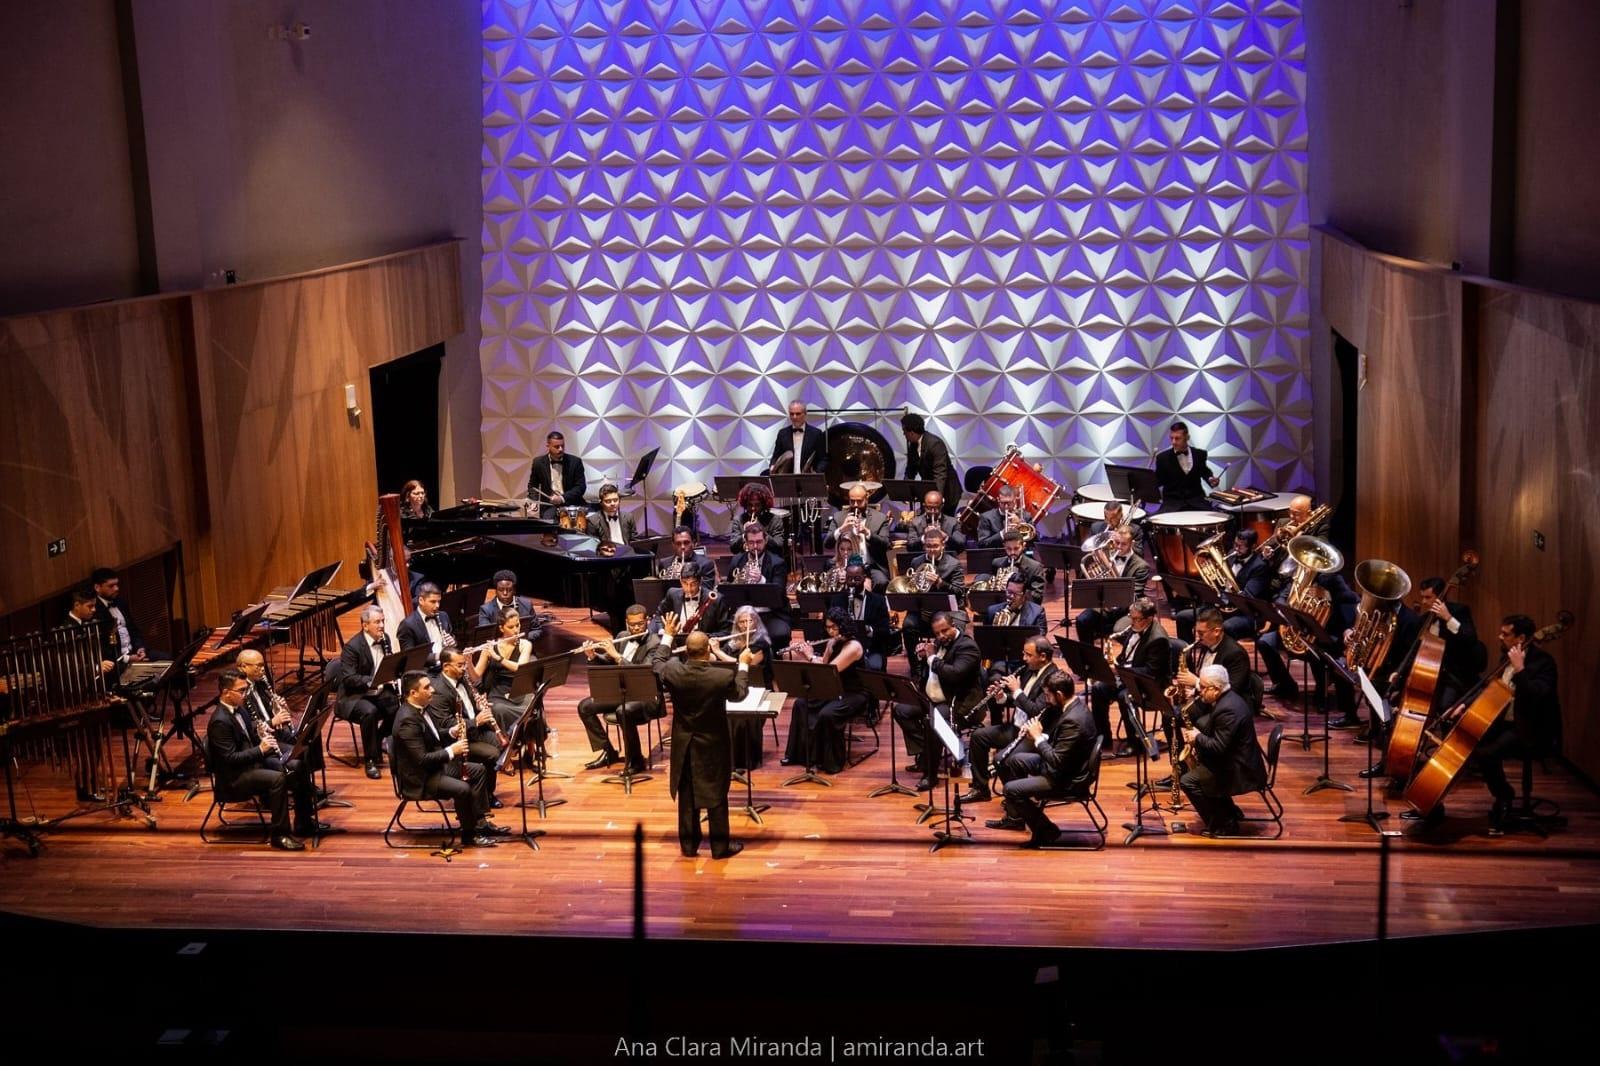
[1193,530,1242,611]
[1280,535,1344,654]
[1343,559,1411,673]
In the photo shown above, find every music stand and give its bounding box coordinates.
[714,582,787,620]
[1161,573,1216,612]
[767,473,828,502]
[860,671,920,800]
[794,591,833,616]
[1054,637,1119,690]
[1033,541,1083,575]
[216,602,271,646]
[508,654,573,816]
[973,626,1036,670]
[1115,666,1170,843]
[1341,667,1400,835]
[1105,464,1160,508]
[926,707,972,852]
[586,665,661,794]
[497,693,549,850]
[287,688,341,843]
[966,589,1006,617]
[622,447,660,536]
[1259,600,1327,751]
[713,475,763,503]
[797,617,830,642]
[882,479,934,505]
[288,561,343,602]
[630,577,669,616]
[401,645,432,674]
[964,547,1004,576]
[770,661,844,787]
[1069,578,1135,620]
[1287,606,1356,797]
[884,591,961,618]
[440,581,493,632]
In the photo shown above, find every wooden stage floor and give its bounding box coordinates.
[4,587,1598,952]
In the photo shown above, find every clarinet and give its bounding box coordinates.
[467,675,507,747]
[251,692,283,758]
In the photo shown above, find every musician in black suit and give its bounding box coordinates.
[983,572,1046,632]
[1256,569,1360,724]
[90,567,147,668]
[992,674,1097,847]
[658,571,727,644]
[1153,421,1218,513]
[587,482,642,626]
[578,605,661,772]
[1178,665,1268,836]
[994,529,1046,604]
[61,589,114,801]
[237,649,325,784]
[768,400,828,474]
[397,583,453,667]
[659,525,718,589]
[823,483,892,581]
[899,526,965,660]
[900,412,961,514]
[1072,526,1150,644]
[1175,608,1254,696]
[1173,529,1273,643]
[900,490,966,551]
[826,564,892,671]
[650,621,756,859]
[477,569,535,628]
[732,482,787,550]
[1469,614,1561,835]
[205,670,306,850]
[526,430,587,516]
[961,635,1062,803]
[1087,501,1146,556]
[391,672,497,847]
[332,605,399,779]
[65,589,116,678]
[1387,577,1483,708]
[893,612,983,791]
[428,650,507,811]
[1092,598,1172,756]
[975,484,1028,548]
[727,522,792,651]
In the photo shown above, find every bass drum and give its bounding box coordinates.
[825,422,897,508]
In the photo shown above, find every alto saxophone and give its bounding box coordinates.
[1172,691,1200,811]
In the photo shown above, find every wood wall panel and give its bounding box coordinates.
[0,297,197,614]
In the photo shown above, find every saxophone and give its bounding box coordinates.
[1172,691,1200,810]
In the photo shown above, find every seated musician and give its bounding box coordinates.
[732,482,786,551]
[1072,526,1149,645]
[989,674,1097,848]
[90,567,148,670]
[236,649,327,808]
[768,400,827,475]
[823,483,892,584]
[399,479,433,520]
[1174,608,1254,699]
[975,483,1027,548]
[1153,421,1218,513]
[727,522,792,651]
[397,582,453,667]
[898,526,964,661]
[333,605,399,779]
[782,608,870,776]
[526,429,586,517]
[1088,500,1145,555]
[579,604,662,773]
[428,650,508,815]
[205,669,308,850]
[391,671,498,847]
[715,604,773,772]
[477,569,534,627]
[1092,597,1172,757]
[1256,569,1360,725]
[657,570,726,646]
[62,589,114,802]
[1173,528,1271,643]
[1475,615,1560,836]
[826,563,891,671]
[1177,665,1268,837]
[984,572,1046,632]
[892,611,982,792]
[469,608,537,734]
[995,528,1046,604]
[961,635,1061,803]
[1263,495,1328,589]
[899,489,966,551]
[659,525,717,589]
[1387,577,1483,711]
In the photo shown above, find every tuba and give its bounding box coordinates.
[1079,530,1116,579]
[1193,531,1241,611]
[1343,559,1411,673]
[1280,535,1344,654]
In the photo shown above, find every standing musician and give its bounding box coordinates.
[975,484,1027,548]
[659,525,717,589]
[1173,528,1271,643]
[391,672,498,848]
[824,483,892,582]
[205,669,309,850]
[994,528,1046,604]
[477,569,535,627]
[900,412,961,514]
[578,604,661,773]
[588,482,640,626]
[714,604,773,772]
[658,571,727,645]
[1177,665,1267,837]
[989,674,1097,848]
[768,400,827,475]
[727,522,793,651]
[1092,598,1172,757]
[526,430,587,517]
[90,567,149,670]
[469,608,537,734]
[333,605,399,779]
[650,620,758,859]
[732,481,787,550]
[898,527,965,661]
[893,611,982,792]
[900,489,966,551]
[428,650,508,815]
[61,589,113,802]
[781,608,870,776]
[398,582,453,667]
[985,572,1046,632]
[827,563,892,671]
[1256,568,1360,725]
[1072,526,1149,645]
[961,635,1062,804]
[1153,421,1219,513]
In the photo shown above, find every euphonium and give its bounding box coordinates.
[1280,535,1344,654]
[1343,559,1411,673]
[1193,531,1241,611]
[1079,530,1116,579]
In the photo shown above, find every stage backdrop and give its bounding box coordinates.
[480,0,1310,526]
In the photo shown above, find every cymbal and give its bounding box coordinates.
[839,480,883,493]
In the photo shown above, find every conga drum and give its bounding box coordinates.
[1147,511,1230,577]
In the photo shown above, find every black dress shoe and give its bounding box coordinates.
[904,762,921,774]
[1022,830,1063,849]
[271,835,305,851]
[984,816,1026,831]
[914,777,936,792]
[711,842,744,860]
[680,847,700,858]
[463,835,500,847]
[1358,763,1387,779]
[584,749,620,770]
[480,821,513,836]
[490,797,504,809]
[957,789,990,804]
[1329,717,1362,730]
[626,759,650,774]
[294,821,333,836]
[75,788,106,804]
[1269,683,1299,699]
[778,756,795,766]
[364,763,381,780]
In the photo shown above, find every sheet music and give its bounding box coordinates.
[1356,667,1391,725]
[727,686,768,712]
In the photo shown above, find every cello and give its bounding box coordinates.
[1382,550,1478,779]
[1402,612,1572,816]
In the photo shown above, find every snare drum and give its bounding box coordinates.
[558,505,588,533]
[1147,511,1230,578]
[673,480,709,505]
[1069,501,1148,544]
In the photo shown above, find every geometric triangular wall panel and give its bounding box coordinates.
[481,0,1311,523]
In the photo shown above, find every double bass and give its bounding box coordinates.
[1383,551,1477,779]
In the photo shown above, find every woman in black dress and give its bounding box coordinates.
[471,608,538,738]
[781,608,869,776]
